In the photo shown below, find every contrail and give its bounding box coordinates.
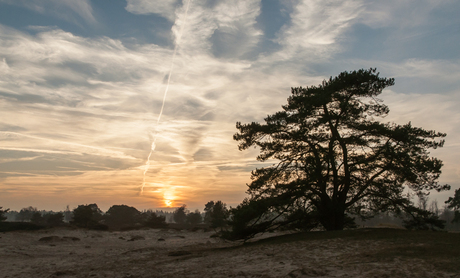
[141,0,191,194]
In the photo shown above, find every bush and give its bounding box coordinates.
[446,189,460,223]
[46,212,64,227]
[173,205,187,225]
[0,222,44,232]
[104,205,142,230]
[403,206,445,231]
[30,212,45,225]
[16,206,38,222]
[144,212,168,228]
[0,207,10,222]
[204,201,228,231]
[71,204,103,229]
[186,210,202,227]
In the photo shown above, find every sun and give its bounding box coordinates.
[163,190,176,207]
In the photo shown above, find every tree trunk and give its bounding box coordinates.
[318,200,346,231]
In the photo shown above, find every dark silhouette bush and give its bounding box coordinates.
[173,205,187,225]
[30,212,45,225]
[0,222,44,232]
[0,207,9,222]
[104,205,142,230]
[446,188,460,223]
[403,206,445,230]
[186,210,202,227]
[46,212,65,227]
[204,201,228,231]
[71,204,103,229]
[143,212,168,228]
[15,206,38,222]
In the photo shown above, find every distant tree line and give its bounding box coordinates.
[355,192,460,231]
[2,189,459,233]
[0,200,230,232]
[169,201,230,231]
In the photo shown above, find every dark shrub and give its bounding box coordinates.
[0,222,44,232]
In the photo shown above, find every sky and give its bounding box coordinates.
[0,0,459,212]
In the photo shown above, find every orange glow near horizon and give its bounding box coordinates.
[163,190,176,208]
[143,183,176,208]
[164,199,173,207]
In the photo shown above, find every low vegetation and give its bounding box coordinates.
[246,228,460,274]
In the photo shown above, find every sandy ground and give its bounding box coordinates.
[0,228,458,278]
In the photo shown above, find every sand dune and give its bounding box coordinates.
[0,228,457,277]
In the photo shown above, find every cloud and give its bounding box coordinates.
[0,0,97,26]
[385,59,460,86]
[160,0,264,60]
[358,0,449,29]
[0,132,139,161]
[275,0,363,58]
[125,0,180,21]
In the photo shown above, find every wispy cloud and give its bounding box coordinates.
[274,0,363,58]
[0,0,97,26]
[125,0,179,22]
[0,132,138,160]
[358,0,447,29]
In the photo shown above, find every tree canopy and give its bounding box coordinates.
[72,204,103,229]
[204,201,229,230]
[30,211,65,227]
[143,211,168,228]
[173,205,187,225]
[0,207,9,222]
[186,209,202,227]
[15,206,38,222]
[229,68,449,238]
[104,204,142,229]
[446,188,460,223]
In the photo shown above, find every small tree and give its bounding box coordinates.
[0,207,9,222]
[30,212,45,225]
[72,204,103,228]
[204,201,229,231]
[403,206,445,230]
[16,206,38,222]
[204,201,215,225]
[173,205,187,225]
[64,205,73,222]
[46,212,64,227]
[143,211,167,228]
[429,200,440,216]
[186,210,202,227]
[446,188,460,223]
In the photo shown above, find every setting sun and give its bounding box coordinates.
[164,200,173,207]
